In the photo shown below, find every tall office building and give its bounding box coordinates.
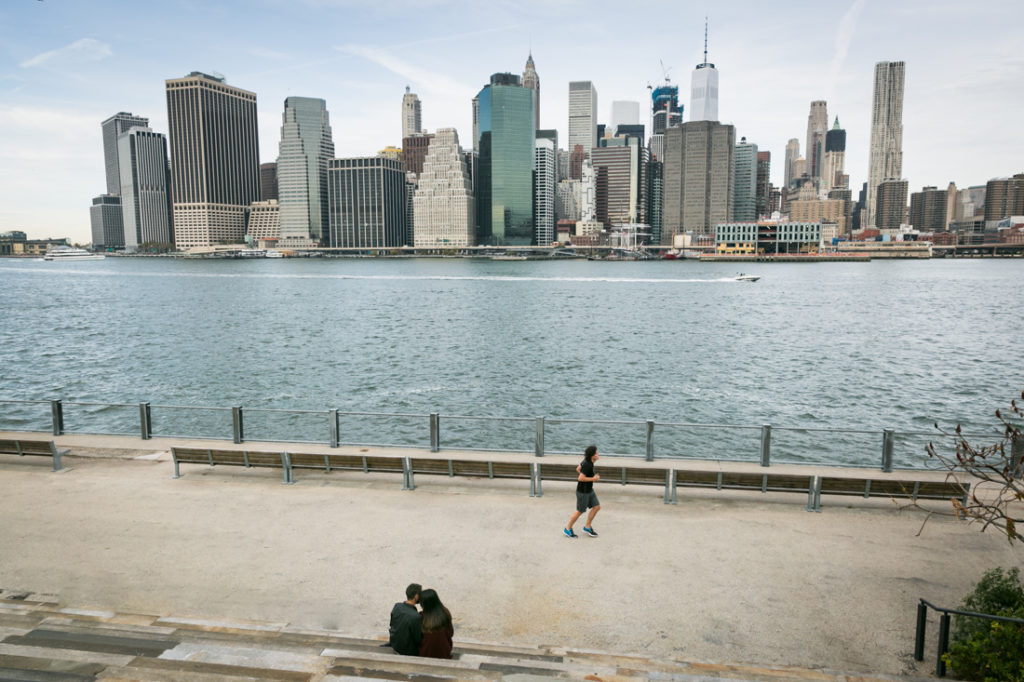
[260,163,278,201]
[909,186,948,232]
[689,23,719,122]
[611,100,640,136]
[984,174,1024,225]
[865,61,905,227]
[402,133,434,176]
[647,160,663,244]
[651,84,682,135]
[118,126,174,250]
[822,117,847,191]
[732,138,758,222]
[402,86,422,140]
[805,101,828,183]
[327,157,406,248]
[247,200,280,244]
[568,81,597,177]
[276,97,334,246]
[663,120,735,240]
[875,178,908,231]
[522,53,540,130]
[784,139,800,189]
[475,73,535,245]
[756,151,771,219]
[413,128,475,247]
[165,72,260,249]
[534,136,557,244]
[89,195,123,249]
[591,141,648,228]
[101,112,148,195]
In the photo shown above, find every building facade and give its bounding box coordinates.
[165,72,260,249]
[402,87,421,140]
[662,120,735,240]
[475,73,535,245]
[651,84,681,135]
[822,117,847,191]
[247,199,280,245]
[984,174,1024,226]
[784,138,800,189]
[101,112,148,196]
[865,61,905,227]
[591,142,648,229]
[413,128,475,247]
[534,136,556,245]
[805,100,828,184]
[402,133,434,177]
[260,162,278,201]
[909,186,948,232]
[756,151,771,219]
[875,178,909,231]
[118,127,174,250]
[732,137,758,222]
[689,28,719,122]
[567,81,597,175]
[277,96,334,246]
[89,195,124,249]
[521,54,540,130]
[328,157,406,248]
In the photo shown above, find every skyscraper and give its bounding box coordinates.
[865,61,905,228]
[101,112,148,195]
[118,126,174,250]
[475,73,535,245]
[732,138,758,222]
[591,141,648,228]
[568,81,597,177]
[260,163,278,201]
[402,133,434,176]
[522,53,540,130]
[983,174,1024,225]
[89,195,123,249]
[875,179,908,231]
[822,117,847,191]
[165,72,260,249]
[327,157,406,248]
[805,101,828,184]
[402,87,421,140]
[909,186,948,232]
[277,96,334,246]
[651,84,682,135]
[784,139,800,189]
[756,151,771,219]
[663,120,735,239]
[689,22,719,122]
[534,136,556,244]
[413,128,475,247]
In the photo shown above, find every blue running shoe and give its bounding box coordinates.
[563,527,578,538]
[582,526,598,537]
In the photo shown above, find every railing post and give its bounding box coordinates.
[50,399,64,436]
[914,601,927,662]
[535,417,545,457]
[882,429,894,472]
[139,402,152,440]
[430,413,439,453]
[232,406,244,444]
[329,409,339,448]
[1011,432,1023,478]
[760,424,771,467]
[937,612,951,677]
[646,420,655,461]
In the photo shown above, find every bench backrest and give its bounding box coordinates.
[0,439,56,457]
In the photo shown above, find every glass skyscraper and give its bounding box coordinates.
[277,97,334,245]
[475,73,535,245]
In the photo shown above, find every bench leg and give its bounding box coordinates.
[534,467,543,498]
[402,458,415,491]
[529,463,537,497]
[172,458,182,479]
[281,452,295,485]
[665,470,677,504]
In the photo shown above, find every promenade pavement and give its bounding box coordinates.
[2,431,1022,678]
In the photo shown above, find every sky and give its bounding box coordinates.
[2,0,1023,245]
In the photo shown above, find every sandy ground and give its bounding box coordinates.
[1,445,1021,677]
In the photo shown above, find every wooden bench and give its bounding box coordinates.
[812,475,969,511]
[407,458,537,495]
[170,447,410,486]
[671,470,818,510]
[0,438,67,471]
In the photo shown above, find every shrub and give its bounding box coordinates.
[946,567,1024,681]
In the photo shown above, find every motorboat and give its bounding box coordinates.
[734,273,760,282]
[43,246,104,261]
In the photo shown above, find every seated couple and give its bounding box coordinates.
[387,583,454,659]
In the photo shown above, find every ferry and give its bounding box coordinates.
[43,246,104,261]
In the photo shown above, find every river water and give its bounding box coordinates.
[2,256,1021,468]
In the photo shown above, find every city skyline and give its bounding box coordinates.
[2,0,1023,244]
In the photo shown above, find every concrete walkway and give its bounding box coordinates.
[1,432,1021,678]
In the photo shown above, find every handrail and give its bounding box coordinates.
[914,598,1024,677]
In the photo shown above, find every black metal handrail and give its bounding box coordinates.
[915,598,1024,677]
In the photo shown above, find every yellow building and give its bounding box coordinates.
[378,146,402,161]
[788,198,850,235]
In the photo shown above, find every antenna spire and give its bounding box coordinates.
[703,17,708,64]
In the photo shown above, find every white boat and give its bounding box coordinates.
[734,273,760,282]
[43,246,104,261]
[265,250,284,258]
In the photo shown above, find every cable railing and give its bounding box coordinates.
[0,397,1009,471]
[915,598,1024,677]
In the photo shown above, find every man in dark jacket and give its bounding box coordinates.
[388,583,422,655]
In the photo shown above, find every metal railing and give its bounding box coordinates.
[915,598,1024,677]
[0,397,1008,471]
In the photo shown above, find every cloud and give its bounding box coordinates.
[338,44,476,100]
[825,0,866,98]
[19,38,112,69]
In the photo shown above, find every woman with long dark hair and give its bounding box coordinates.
[417,588,453,659]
